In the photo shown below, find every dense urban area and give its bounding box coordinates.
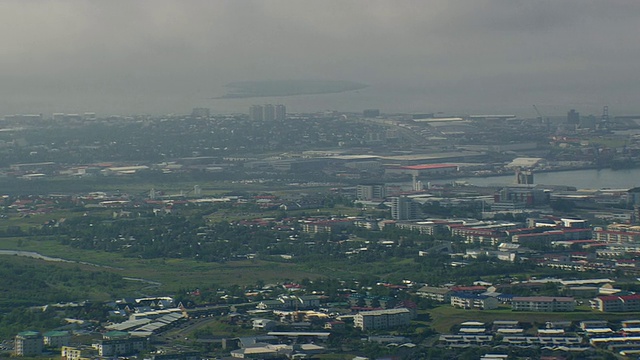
[4,105,640,360]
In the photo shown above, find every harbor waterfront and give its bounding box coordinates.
[455,167,640,190]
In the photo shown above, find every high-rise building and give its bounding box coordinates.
[263,104,275,121]
[356,184,386,201]
[567,109,580,125]
[249,105,264,121]
[515,169,534,185]
[250,104,285,121]
[275,104,286,121]
[391,196,420,220]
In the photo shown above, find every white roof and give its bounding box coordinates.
[507,157,543,168]
[460,321,485,326]
[459,328,486,333]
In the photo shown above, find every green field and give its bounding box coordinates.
[0,235,325,294]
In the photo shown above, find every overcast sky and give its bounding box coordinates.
[0,0,638,116]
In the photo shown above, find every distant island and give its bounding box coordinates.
[214,80,368,99]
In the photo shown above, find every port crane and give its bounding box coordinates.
[533,105,550,130]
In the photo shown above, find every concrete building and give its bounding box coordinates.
[450,227,507,246]
[512,228,592,246]
[249,105,263,121]
[43,330,70,348]
[511,297,576,312]
[61,346,98,360]
[356,184,386,201]
[450,293,498,310]
[591,294,640,312]
[275,104,286,121]
[391,196,420,220]
[567,109,580,125]
[515,169,534,185]
[354,308,411,330]
[15,331,43,356]
[300,219,354,234]
[493,187,549,208]
[594,229,640,243]
[263,104,275,121]
[94,337,147,357]
[385,164,458,178]
[417,286,453,303]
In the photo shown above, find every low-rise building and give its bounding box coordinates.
[61,345,98,360]
[591,294,640,312]
[93,337,147,357]
[439,334,493,346]
[511,296,576,312]
[450,293,498,310]
[43,330,70,348]
[416,286,452,303]
[354,308,411,330]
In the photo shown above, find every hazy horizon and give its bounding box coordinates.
[1,1,639,117]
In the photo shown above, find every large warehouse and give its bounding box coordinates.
[385,164,459,177]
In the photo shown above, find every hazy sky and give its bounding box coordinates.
[1,0,639,116]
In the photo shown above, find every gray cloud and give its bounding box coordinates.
[0,0,638,116]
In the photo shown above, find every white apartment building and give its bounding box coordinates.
[354,308,411,330]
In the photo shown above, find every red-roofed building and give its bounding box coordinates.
[615,259,638,268]
[300,219,354,233]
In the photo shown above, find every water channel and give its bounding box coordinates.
[454,168,640,190]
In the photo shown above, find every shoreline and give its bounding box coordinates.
[458,164,640,180]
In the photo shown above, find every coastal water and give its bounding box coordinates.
[206,83,525,116]
[454,168,640,190]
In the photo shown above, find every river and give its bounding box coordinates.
[454,168,640,190]
[0,250,122,270]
